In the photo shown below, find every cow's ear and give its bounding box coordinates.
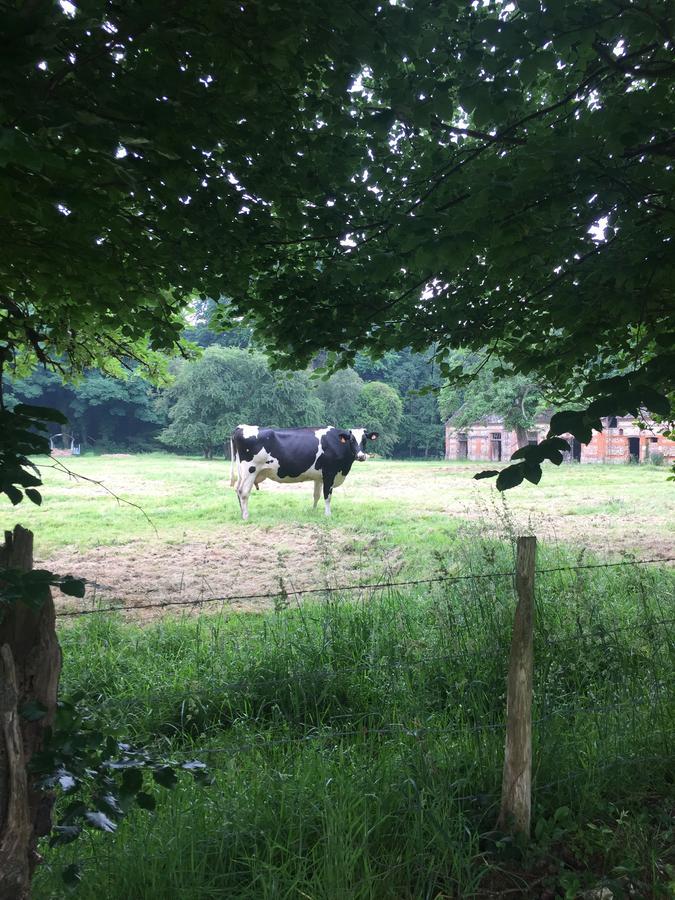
[339,434,349,444]
[368,432,379,441]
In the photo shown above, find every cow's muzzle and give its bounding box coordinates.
[356,452,368,461]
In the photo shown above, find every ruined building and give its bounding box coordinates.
[444,415,675,464]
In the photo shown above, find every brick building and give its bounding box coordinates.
[444,415,675,464]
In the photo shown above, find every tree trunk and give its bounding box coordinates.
[0,526,61,899]
[515,424,529,449]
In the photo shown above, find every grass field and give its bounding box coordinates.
[4,453,673,616]
[33,558,675,898]
[4,453,673,897]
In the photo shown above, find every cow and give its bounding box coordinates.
[229,425,378,520]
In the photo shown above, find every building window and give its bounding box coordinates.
[650,437,658,443]
[608,416,618,428]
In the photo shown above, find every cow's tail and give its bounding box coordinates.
[229,437,237,486]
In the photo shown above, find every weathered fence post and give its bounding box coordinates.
[497,534,536,838]
[0,525,61,899]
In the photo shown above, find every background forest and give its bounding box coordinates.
[4,303,443,459]
[6,304,551,460]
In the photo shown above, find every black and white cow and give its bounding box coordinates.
[229,425,378,520]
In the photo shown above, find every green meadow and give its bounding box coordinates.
[6,454,673,601]
[4,454,672,897]
[34,559,674,898]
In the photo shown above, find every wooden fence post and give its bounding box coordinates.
[0,525,62,899]
[497,534,536,838]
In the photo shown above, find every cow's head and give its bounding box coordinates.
[339,429,379,461]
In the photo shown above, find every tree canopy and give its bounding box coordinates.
[222,0,673,425]
[1,0,673,499]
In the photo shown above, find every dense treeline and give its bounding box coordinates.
[8,310,558,460]
[6,317,444,458]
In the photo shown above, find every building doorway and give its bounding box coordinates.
[571,439,582,462]
[457,433,468,459]
[628,437,640,462]
[490,432,502,462]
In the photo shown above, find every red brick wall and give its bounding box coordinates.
[445,418,675,464]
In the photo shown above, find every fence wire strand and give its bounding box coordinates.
[109,692,674,762]
[54,555,675,619]
[47,549,674,830]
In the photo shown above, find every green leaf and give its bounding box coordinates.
[546,449,564,466]
[548,410,582,436]
[5,484,23,505]
[545,437,570,452]
[25,488,42,505]
[50,825,82,848]
[62,863,82,887]
[496,464,525,491]
[84,811,117,833]
[20,700,48,721]
[511,445,542,463]
[136,791,157,810]
[13,403,68,424]
[121,768,144,795]
[59,576,86,598]
[637,387,671,417]
[548,411,595,444]
[62,801,87,824]
[523,463,542,485]
[474,470,499,480]
[58,772,78,792]
[181,760,207,772]
[152,766,178,789]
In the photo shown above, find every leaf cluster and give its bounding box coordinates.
[28,696,211,887]
[0,403,68,506]
[0,567,84,620]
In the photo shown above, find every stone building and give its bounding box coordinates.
[444,415,675,464]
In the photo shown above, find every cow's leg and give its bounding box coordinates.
[236,463,257,520]
[313,479,321,510]
[322,472,336,517]
[229,442,238,486]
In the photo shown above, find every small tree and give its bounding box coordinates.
[439,353,546,448]
[158,348,325,458]
[314,368,365,427]
[355,382,403,457]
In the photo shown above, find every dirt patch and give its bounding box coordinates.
[42,524,403,622]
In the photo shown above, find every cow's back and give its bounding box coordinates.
[232,426,324,480]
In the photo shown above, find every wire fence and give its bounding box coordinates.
[54,554,675,618]
[151,692,674,759]
[53,549,675,825]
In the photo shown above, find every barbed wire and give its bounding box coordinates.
[539,617,675,646]
[532,750,675,795]
[54,555,675,619]
[119,693,673,762]
[68,639,674,710]
[55,571,515,618]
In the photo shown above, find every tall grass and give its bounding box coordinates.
[34,545,674,899]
